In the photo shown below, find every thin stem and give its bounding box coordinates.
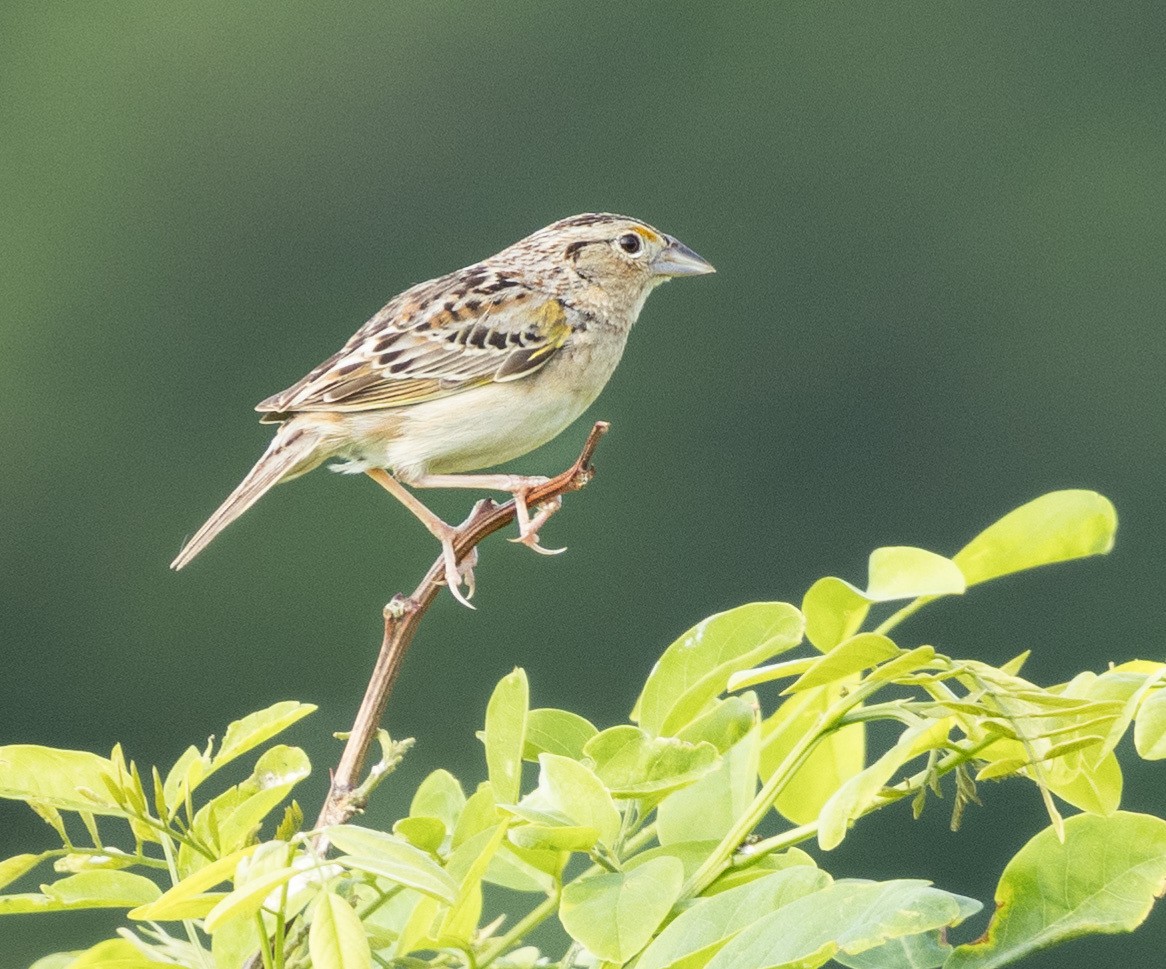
[358,882,403,921]
[316,422,610,833]
[478,895,559,969]
[731,735,999,866]
[159,829,213,969]
[132,811,215,859]
[254,912,275,969]
[477,826,656,969]
[874,595,934,636]
[729,821,818,865]
[246,425,613,969]
[681,676,889,899]
[273,881,288,969]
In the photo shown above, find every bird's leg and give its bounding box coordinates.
[365,469,477,607]
[410,473,567,555]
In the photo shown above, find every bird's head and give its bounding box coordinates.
[508,213,715,313]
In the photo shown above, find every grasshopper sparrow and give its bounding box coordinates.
[171,213,714,604]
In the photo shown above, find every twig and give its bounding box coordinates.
[243,423,611,969]
[315,421,610,831]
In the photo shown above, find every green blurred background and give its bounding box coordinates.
[3,1,1164,964]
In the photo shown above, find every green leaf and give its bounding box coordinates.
[818,720,952,850]
[523,708,598,761]
[559,856,684,962]
[393,816,446,853]
[657,727,759,845]
[1135,688,1166,759]
[203,865,300,931]
[785,633,900,694]
[211,917,261,969]
[534,753,621,847]
[800,551,961,655]
[484,840,562,894]
[728,657,819,692]
[835,908,979,969]
[704,879,979,969]
[506,815,600,852]
[213,700,317,771]
[585,726,719,798]
[0,746,124,815]
[637,867,832,969]
[410,768,466,830]
[310,891,372,969]
[676,696,759,753]
[65,939,170,967]
[705,847,819,895]
[761,681,865,826]
[483,669,529,803]
[325,826,457,903]
[953,490,1117,587]
[54,849,141,874]
[438,822,507,945]
[636,603,805,736]
[129,844,260,921]
[217,745,311,853]
[947,812,1166,969]
[866,546,966,601]
[451,784,499,847]
[624,840,723,883]
[0,870,160,915]
[0,852,47,891]
[1044,748,1122,816]
[28,954,78,969]
[43,870,160,906]
[802,578,870,653]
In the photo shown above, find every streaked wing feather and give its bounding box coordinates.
[256,285,574,415]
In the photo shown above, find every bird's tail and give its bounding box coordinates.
[170,420,329,570]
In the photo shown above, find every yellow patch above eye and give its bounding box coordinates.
[631,225,662,244]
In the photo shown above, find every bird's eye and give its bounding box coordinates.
[618,232,644,255]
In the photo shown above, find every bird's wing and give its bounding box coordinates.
[256,274,576,417]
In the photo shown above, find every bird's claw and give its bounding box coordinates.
[509,495,565,555]
[508,531,567,555]
[439,536,477,609]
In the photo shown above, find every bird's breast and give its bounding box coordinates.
[365,327,629,480]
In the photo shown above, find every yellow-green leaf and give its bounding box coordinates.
[325,825,457,902]
[953,490,1117,588]
[523,708,598,761]
[948,812,1166,969]
[803,578,870,653]
[203,865,300,932]
[636,603,805,737]
[560,857,684,963]
[786,634,900,694]
[214,701,317,770]
[536,753,620,847]
[0,853,46,891]
[0,746,124,815]
[483,669,529,803]
[66,939,169,967]
[130,844,261,921]
[762,681,865,826]
[865,547,966,602]
[309,891,372,969]
[1135,689,1166,760]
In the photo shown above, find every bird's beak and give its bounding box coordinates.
[651,235,716,277]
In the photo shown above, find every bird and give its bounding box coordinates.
[171,213,715,605]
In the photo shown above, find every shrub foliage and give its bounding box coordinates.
[3,490,1166,969]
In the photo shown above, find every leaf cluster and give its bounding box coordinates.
[3,491,1166,969]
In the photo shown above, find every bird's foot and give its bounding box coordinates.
[435,526,478,608]
[509,492,566,555]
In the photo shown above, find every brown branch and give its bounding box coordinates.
[314,420,610,831]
